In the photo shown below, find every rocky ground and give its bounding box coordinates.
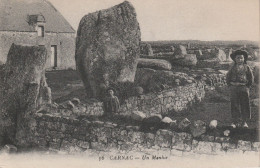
[46,69,259,131]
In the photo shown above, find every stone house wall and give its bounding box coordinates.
[29,112,260,156]
[0,31,75,69]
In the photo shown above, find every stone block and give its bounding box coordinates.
[170,149,183,157]
[251,142,260,151]
[112,129,128,142]
[178,118,191,131]
[144,133,155,148]
[118,142,134,152]
[190,120,206,137]
[94,127,112,144]
[226,149,244,155]
[201,135,215,142]
[76,140,90,149]
[172,132,192,151]
[215,137,230,143]
[192,141,223,155]
[90,142,107,151]
[128,131,145,144]
[155,129,173,148]
[1,144,17,153]
[221,142,236,151]
[49,142,61,150]
[237,140,252,151]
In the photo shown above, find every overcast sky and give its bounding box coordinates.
[49,0,259,41]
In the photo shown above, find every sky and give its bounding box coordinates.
[48,0,260,42]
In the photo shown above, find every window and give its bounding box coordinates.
[37,26,44,37]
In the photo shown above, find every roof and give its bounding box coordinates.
[0,0,75,33]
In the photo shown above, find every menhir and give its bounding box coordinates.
[0,44,51,146]
[75,1,141,99]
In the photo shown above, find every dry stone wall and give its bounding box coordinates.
[29,112,260,155]
[119,82,205,116]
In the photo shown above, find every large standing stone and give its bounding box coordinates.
[75,1,141,99]
[0,44,51,146]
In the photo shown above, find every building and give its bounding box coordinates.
[0,0,76,70]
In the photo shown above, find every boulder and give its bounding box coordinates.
[218,70,228,75]
[209,120,218,129]
[75,1,141,99]
[144,114,162,124]
[161,117,174,124]
[171,54,197,67]
[131,111,146,121]
[190,120,207,137]
[178,118,191,131]
[137,58,172,70]
[223,130,230,137]
[173,45,187,56]
[0,44,50,146]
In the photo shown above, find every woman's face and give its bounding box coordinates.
[235,55,244,64]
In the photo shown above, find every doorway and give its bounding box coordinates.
[51,45,57,68]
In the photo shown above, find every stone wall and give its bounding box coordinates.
[119,82,205,116]
[30,112,259,155]
[0,31,75,70]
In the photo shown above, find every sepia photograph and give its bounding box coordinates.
[0,0,259,167]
